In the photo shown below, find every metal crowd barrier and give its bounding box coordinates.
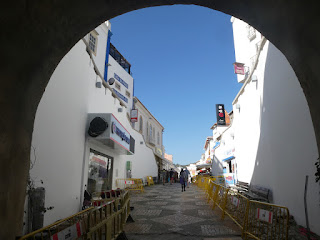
[224,187,250,236]
[146,176,154,186]
[198,178,289,240]
[19,190,130,240]
[116,178,144,193]
[245,200,289,240]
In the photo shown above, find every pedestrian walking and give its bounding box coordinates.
[169,168,174,185]
[161,169,166,185]
[184,168,190,188]
[180,169,186,192]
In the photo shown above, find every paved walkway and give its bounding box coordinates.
[124,183,242,240]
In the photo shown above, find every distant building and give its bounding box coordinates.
[132,97,165,176]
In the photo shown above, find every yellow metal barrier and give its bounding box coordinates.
[116,178,144,193]
[224,187,250,236]
[210,175,225,185]
[86,191,130,240]
[19,190,130,240]
[146,176,154,186]
[197,179,290,240]
[244,200,289,240]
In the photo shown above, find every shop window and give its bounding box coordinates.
[88,31,98,56]
[87,150,113,193]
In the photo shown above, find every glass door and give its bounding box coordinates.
[87,149,113,194]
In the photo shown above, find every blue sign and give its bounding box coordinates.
[111,122,130,144]
[113,89,128,103]
[114,73,128,89]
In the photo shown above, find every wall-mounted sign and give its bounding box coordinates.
[233,62,245,75]
[111,120,130,145]
[114,73,128,89]
[130,109,138,122]
[87,113,134,155]
[216,104,226,125]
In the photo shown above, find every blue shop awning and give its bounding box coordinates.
[222,156,235,162]
[213,141,220,149]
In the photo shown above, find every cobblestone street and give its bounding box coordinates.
[124,183,242,240]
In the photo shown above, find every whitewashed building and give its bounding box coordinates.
[132,97,165,178]
[25,21,158,231]
[231,17,320,234]
[211,111,235,184]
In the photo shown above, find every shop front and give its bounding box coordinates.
[84,113,135,196]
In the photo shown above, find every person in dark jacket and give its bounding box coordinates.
[180,169,186,192]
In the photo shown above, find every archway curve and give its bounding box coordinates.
[1,1,319,239]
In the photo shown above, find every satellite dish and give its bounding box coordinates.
[108,77,115,85]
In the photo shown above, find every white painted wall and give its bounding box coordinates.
[231,17,320,234]
[29,22,159,228]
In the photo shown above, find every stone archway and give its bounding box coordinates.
[1,0,319,238]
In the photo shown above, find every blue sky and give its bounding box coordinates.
[110,5,241,165]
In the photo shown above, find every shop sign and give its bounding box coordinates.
[110,114,130,151]
[233,62,245,75]
[130,109,138,122]
[216,104,226,125]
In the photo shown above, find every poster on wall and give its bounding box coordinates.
[216,104,226,125]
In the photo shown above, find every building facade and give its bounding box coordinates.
[132,97,165,178]
[230,17,320,234]
[25,21,158,232]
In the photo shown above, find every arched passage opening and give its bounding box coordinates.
[1,1,320,239]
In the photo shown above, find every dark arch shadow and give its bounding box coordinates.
[1,1,320,239]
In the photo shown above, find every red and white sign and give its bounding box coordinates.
[51,222,82,240]
[125,180,134,184]
[231,196,240,208]
[233,62,245,75]
[130,109,138,123]
[256,208,273,223]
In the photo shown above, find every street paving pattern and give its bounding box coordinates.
[124,183,242,240]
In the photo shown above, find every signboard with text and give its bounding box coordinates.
[233,62,245,75]
[130,109,138,122]
[216,104,226,125]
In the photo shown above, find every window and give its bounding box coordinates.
[157,132,160,145]
[87,149,113,193]
[246,25,256,41]
[88,31,98,55]
[115,82,121,91]
[153,128,155,140]
[139,116,143,133]
[109,43,131,74]
[125,90,131,98]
